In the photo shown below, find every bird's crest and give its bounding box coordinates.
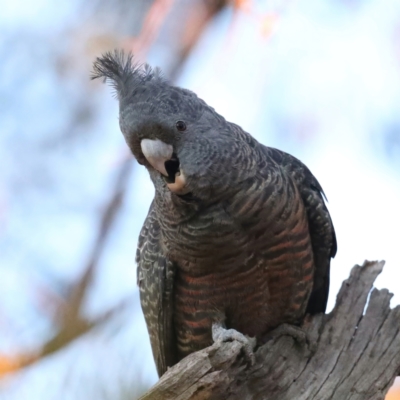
[91,50,166,100]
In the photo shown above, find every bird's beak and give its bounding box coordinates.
[166,171,188,194]
[140,139,189,195]
[140,139,173,177]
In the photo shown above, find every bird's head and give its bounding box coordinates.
[92,51,253,201]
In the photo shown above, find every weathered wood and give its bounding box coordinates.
[139,261,400,400]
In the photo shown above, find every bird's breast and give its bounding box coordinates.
[161,204,250,273]
[162,173,316,360]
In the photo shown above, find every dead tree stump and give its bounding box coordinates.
[139,261,400,400]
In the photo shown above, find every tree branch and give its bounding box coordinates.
[139,260,400,400]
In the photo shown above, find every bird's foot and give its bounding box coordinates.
[262,323,308,346]
[212,321,257,365]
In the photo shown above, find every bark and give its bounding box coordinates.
[139,261,400,400]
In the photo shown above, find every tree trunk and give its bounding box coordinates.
[139,261,400,400]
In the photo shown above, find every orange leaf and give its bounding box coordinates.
[386,384,400,399]
[0,353,37,376]
[233,0,252,13]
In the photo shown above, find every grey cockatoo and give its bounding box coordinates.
[92,51,336,377]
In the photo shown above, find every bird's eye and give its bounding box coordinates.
[175,120,187,131]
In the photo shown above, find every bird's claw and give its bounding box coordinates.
[212,322,257,365]
[262,323,308,346]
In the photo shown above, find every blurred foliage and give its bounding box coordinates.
[0,0,233,398]
[1,0,400,399]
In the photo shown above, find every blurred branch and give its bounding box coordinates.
[68,158,133,315]
[121,0,229,79]
[1,0,227,377]
[167,0,227,80]
[0,158,133,376]
[40,157,133,356]
[128,0,176,58]
[139,261,400,400]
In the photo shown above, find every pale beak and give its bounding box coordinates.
[140,139,173,177]
[140,138,190,195]
[167,171,189,194]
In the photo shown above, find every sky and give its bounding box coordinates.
[1,0,400,398]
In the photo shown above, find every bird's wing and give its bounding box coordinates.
[136,200,177,377]
[267,147,337,314]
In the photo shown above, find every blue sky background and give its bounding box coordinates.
[1,1,400,398]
